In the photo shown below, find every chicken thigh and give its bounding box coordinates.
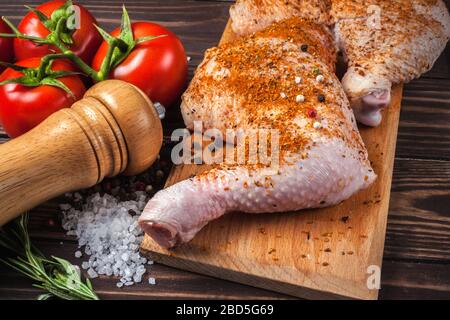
[139,19,376,248]
[331,0,450,126]
[230,0,450,126]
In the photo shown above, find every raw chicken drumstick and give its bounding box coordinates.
[230,0,450,126]
[139,19,376,248]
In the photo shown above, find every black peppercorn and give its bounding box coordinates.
[318,94,326,103]
[300,44,308,52]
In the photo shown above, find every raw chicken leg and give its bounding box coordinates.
[331,0,450,126]
[229,0,331,36]
[229,0,450,126]
[139,19,376,248]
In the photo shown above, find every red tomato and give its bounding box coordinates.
[92,22,188,107]
[0,57,86,138]
[0,20,14,71]
[14,0,102,64]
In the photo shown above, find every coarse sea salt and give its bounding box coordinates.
[296,94,305,103]
[60,192,154,287]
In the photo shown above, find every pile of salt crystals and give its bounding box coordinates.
[60,192,156,287]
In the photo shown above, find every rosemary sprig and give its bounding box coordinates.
[0,214,99,300]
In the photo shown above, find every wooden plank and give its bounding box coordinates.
[385,158,450,261]
[379,261,450,300]
[2,239,448,300]
[396,78,450,161]
[140,19,403,300]
[0,241,291,300]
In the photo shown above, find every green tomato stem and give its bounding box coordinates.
[1,17,49,44]
[49,34,103,82]
[97,38,129,81]
[37,51,101,82]
[48,18,102,82]
[0,9,151,86]
[50,22,128,83]
[37,54,64,79]
[0,32,46,42]
[0,32,50,45]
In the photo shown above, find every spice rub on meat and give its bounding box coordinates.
[331,0,450,126]
[139,18,375,248]
[230,0,331,36]
[230,0,450,126]
[253,17,337,72]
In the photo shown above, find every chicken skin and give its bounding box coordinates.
[139,19,375,248]
[230,0,450,126]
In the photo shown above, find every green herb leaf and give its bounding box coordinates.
[86,278,94,291]
[0,214,99,300]
[37,293,54,300]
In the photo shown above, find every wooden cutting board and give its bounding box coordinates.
[141,20,402,300]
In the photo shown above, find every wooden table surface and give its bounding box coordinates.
[0,0,449,300]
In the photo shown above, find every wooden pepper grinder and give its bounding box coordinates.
[0,80,163,226]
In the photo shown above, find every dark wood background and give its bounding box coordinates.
[0,0,449,300]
